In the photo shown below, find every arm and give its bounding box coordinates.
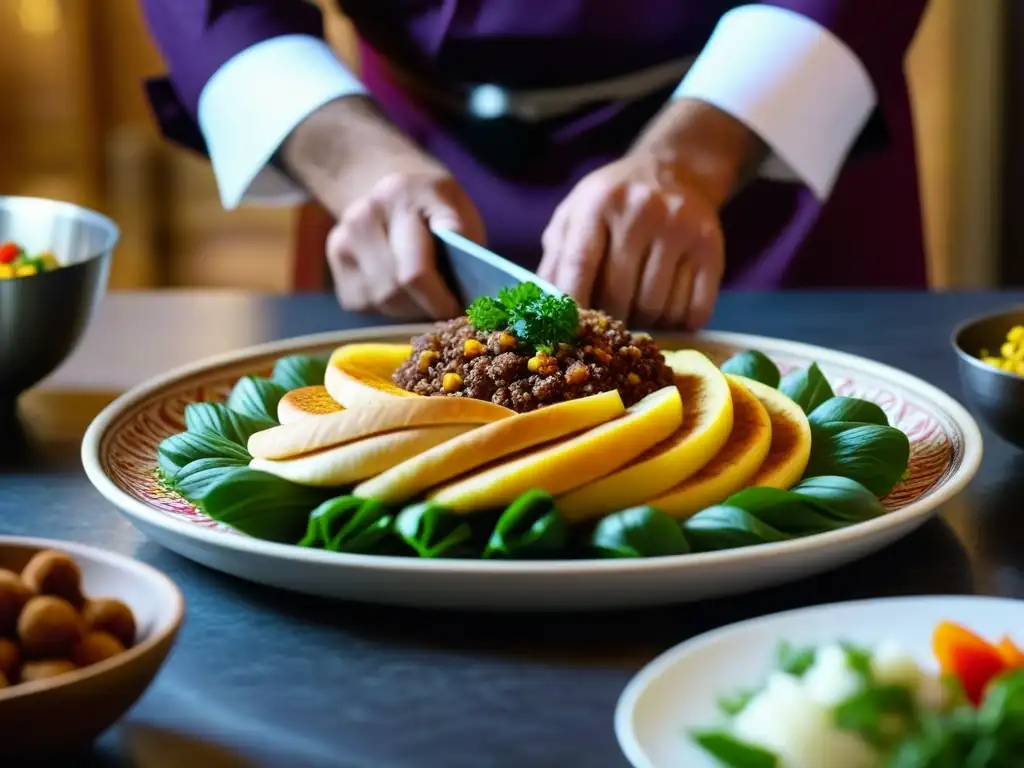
[659,1,928,201]
[139,0,368,209]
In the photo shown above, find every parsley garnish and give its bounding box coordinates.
[465,282,580,353]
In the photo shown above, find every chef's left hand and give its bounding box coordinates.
[538,151,724,330]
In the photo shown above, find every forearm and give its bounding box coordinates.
[631,99,768,209]
[281,96,442,217]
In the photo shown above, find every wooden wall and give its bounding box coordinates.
[0,0,1002,292]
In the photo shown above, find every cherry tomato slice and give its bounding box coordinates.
[0,243,19,264]
[934,621,1010,705]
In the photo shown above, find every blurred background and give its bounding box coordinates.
[0,0,1011,293]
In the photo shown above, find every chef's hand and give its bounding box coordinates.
[282,96,485,318]
[538,152,724,329]
[324,169,483,318]
[539,99,765,329]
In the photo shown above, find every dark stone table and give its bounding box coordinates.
[3,290,1022,767]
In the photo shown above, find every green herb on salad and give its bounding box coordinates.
[691,730,779,768]
[776,640,817,677]
[466,281,579,353]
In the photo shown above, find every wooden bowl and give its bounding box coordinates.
[0,536,183,754]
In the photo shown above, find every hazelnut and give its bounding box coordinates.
[0,569,33,634]
[0,637,20,680]
[19,660,77,683]
[71,631,126,668]
[18,596,83,658]
[82,598,136,647]
[21,550,83,608]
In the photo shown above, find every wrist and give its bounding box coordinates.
[281,95,443,215]
[631,98,767,209]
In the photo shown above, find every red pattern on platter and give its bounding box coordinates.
[98,343,962,535]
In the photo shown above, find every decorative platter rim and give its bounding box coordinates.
[81,324,984,574]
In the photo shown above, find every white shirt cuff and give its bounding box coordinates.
[198,34,368,209]
[672,4,877,200]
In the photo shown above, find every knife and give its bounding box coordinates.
[431,228,561,308]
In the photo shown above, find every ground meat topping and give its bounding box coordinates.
[391,310,674,413]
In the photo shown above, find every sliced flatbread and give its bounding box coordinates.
[277,385,344,424]
[429,386,683,513]
[325,343,417,407]
[734,375,812,489]
[355,390,625,504]
[558,350,733,521]
[248,395,513,460]
[250,425,473,487]
[646,375,772,519]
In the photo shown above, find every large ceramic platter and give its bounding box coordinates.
[81,326,982,611]
[614,595,1024,767]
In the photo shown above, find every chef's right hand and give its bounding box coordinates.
[282,96,484,319]
[325,169,484,318]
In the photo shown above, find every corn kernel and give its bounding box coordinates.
[499,332,517,351]
[627,372,641,386]
[15,264,37,278]
[1009,326,1024,343]
[0,264,13,280]
[527,354,558,376]
[565,363,589,385]
[527,356,541,373]
[418,350,439,373]
[982,356,1003,368]
[442,372,463,392]
[38,252,59,271]
[463,339,485,358]
[1014,361,1024,376]
[1001,342,1017,359]
[593,348,612,365]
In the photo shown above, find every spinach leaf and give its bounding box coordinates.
[184,401,276,446]
[718,690,756,717]
[173,457,249,502]
[195,467,333,542]
[691,730,778,767]
[226,376,287,423]
[683,506,788,552]
[157,431,251,479]
[779,362,834,415]
[834,684,917,751]
[272,355,329,392]
[976,669,1024,749]
[298,496,393,554]
[805,423,911,497]
[590,506,690,558]
[483,489,568,559]
[394,501,478,558]
[776,640,816,677]
[721,487,849,536]
[808,396,888,427]
[790,476,887,524]
[720,350,781,388]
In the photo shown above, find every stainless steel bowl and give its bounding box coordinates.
[0,196,117,402]
[952,307,1024,448]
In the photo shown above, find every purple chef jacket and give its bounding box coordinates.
[140,0,929,289]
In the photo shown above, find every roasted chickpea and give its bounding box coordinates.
[0,569,33,634]
[82,598,136,647]
[19,659,77,683]
[21,550,84,608]
[0,637,20,680]
[71,631,126,668]
[18,596,83,658]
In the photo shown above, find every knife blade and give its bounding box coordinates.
[431,228,561,308]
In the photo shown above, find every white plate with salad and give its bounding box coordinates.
[615,595,1024,767]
